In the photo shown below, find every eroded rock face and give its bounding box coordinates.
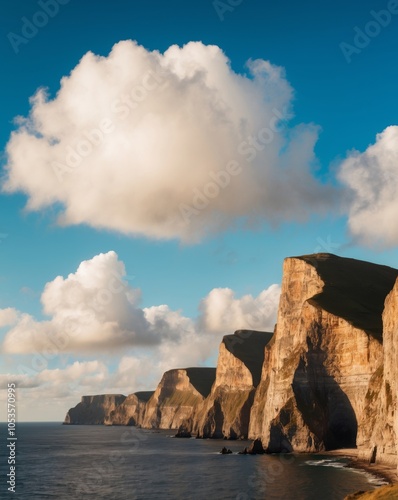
[249,254,398,454]
[141,368,216,430]
[190,330,273,439]
[104,392,153,426]
[64,394,126,425]
[386,281,398,470]
[358,277,398,467]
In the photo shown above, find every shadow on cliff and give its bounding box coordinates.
[201,390,256,439]
[292,359,358,450]
[292,326,358,450]
[268,321,358,452]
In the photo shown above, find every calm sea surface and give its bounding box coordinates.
[0,423,388,499]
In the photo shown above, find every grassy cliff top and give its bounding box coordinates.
[222,330,274,387]
[295,253,398,342]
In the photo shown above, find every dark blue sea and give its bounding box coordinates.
[0,423,388,499]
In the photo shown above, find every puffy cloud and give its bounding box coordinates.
[0,308,19,327]
[199,284,280,333]
[2,251,279,355]
[3,40,334,242]
[1,251,191,353]
[339,126,398,247]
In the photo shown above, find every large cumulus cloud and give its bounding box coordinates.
[2,251,187,353]
[339,126,398,247]
[3,40,334,242]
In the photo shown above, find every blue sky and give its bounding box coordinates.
[0,0,398,420]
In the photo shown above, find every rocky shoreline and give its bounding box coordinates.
[323,449,397,485]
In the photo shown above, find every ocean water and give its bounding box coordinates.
[0,423,388,499]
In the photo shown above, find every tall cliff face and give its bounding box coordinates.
[64,394,126,425]
[358,277,398,467]
[385,280,398,470]
[141,368,216,430]
[249,254,398,454]
[104,391,153,426]
[190,330,273,439]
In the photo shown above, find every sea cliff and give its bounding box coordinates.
[141,367,216,429]
[104,391,153,426]
[64,394,127,425]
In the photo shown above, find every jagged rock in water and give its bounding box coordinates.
[63,394,126,425]
[238,438,265,455]
[104,391,153,426]
[175,428,192,438]
[249,253,398,456]
[188,330,273,439]
[141,368,216,430]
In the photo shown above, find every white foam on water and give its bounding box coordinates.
[303,459,346,468]
[349,468,389,487]
[303,458,390,486]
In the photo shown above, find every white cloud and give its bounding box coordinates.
[2,251,279,355]
[339,126,398,247]
[1,251,188,353]
[0,308,19,327]
[199,284,280,333]
[3,40,334,242]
